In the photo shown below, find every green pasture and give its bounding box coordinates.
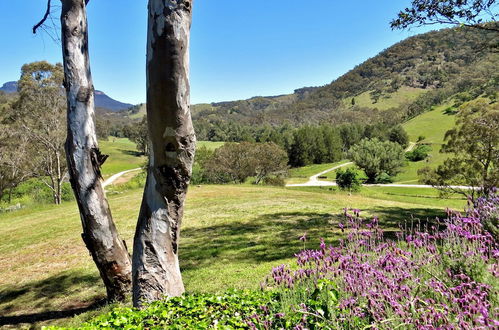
[345,86,426,111]
[395,104,456,183]
[0,183,465,327]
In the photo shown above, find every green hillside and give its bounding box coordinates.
[395,104,457,183]
[344,86,426,111]
[192,24,497,129]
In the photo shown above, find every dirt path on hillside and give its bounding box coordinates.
[102,168,142,188]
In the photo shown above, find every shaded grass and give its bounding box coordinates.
[0,185,466,327]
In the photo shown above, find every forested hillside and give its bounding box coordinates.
[193,24,498,138]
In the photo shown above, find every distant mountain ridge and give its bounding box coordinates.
[0,81,132,112]
[0,81,17,94]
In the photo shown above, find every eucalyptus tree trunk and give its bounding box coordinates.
[61,0,132,302]
[132,0,196,307]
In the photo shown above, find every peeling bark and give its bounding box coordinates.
[60,0,132,302]
[132,0,196,307]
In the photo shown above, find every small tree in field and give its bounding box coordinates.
[204,142,288,184]
[253,143,288,184]
[349,138,405,183]
[336,167,362,192]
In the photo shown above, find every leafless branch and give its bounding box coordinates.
[33,0,52,34]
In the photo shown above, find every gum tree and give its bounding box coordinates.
[391,0,499,32]
[59,0,132,301]
[132,0,196,307]
[33,0,196,306]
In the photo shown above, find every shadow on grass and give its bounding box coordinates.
[0,270,105,326]
[118,149,143,157]
[180,207,446,272]
[180,212,340,272]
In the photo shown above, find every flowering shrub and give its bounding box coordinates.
[259,201,498,329]
[470,189,499,237]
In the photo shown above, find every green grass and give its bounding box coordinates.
[99,138,147,178]
[288,160,350,183]
[345,87,426,111]
[395,104,456,183]
[0,184,466,327]
[99,139,223,179]
[196,141,224,150]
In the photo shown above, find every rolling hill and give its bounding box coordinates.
[191,24,498,127]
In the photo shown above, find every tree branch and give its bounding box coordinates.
[33,0,52,34]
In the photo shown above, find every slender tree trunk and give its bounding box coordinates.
[61,0,132,302]
[132,0,196,307]
[56,151,62,205]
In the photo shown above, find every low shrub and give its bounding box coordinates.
[406,144,432,162]
[57,290,277,329]
[3,178,74,204]
[263,176,286,186]
[259,202,499,329]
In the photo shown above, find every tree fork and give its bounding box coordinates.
[60,0,132,302]
[132,0,196,307]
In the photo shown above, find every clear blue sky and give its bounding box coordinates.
[0,1,438,105]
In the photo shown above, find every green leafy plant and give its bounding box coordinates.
[336,168,362,192]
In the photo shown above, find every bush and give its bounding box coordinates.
[4,178,74,204]
[335,168,362,191]
[406,144,432,161]
[65,290,278,329]
[375,171,393,183]
[263,176,286,186]
[259,204,499,329]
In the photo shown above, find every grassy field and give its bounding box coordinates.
[99,138,147,178]
[287,160,350,184]
[344,86,426,111]
[395,104,456,183]
[196,141,224,150]
[99,139,223,179]
[0,183,466,327]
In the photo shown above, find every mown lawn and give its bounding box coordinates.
[0,184,466,327]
